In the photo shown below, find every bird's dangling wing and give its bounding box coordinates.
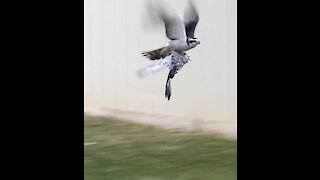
[165,65,178,100]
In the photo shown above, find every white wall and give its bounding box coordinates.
[85,0,237,123]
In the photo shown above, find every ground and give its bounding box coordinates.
[84,107,237,140]
[84,116,237,180]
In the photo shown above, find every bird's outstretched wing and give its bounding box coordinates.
[184,0,199,38]
[146,0,186,40]
[141,45,171,60]
[137,57,171,78]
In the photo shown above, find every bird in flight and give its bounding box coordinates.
[139,0,200,100]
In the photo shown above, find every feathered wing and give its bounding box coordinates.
[146,0,186,40]
[137,57,172,77]
[142,46,171,60]
[165,76,171,100]
[165,65,178,100]
[184,0,199,38]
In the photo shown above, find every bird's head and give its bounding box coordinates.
[187,37,200,46]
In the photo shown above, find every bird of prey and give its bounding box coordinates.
[140,0,200,100]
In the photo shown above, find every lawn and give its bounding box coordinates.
[84,116,237,180]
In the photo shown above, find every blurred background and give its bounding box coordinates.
[85,0,237,179]
[84,0,237,124]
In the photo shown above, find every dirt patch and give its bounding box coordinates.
[84,106,237,140]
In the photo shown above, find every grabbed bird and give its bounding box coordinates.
[139,0,200,100]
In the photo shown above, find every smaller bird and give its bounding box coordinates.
[164,51,191,100]
[138,48,191,100]
[139,0,200,100]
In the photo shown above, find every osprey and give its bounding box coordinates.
[139,0,200,100]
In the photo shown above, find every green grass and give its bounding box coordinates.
[84,116,237,180]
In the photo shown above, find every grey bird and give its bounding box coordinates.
[141,0,200,100]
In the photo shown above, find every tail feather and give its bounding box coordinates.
[142,46,171,60]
